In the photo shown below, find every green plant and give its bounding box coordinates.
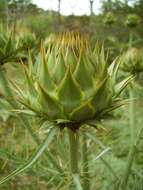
[104,12,116,25]
[0,29,19,65]
[18,32,37,49]
[118,16,143,189]
[121,48,143,74]
[125,14,140,29]
[14,33,132,122]
[17,32,38,60]
[0,28,62,177]
[0,32,132,189]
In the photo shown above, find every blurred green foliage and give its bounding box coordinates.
[0,0,142,45]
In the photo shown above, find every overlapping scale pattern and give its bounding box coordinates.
[15,32,133,125]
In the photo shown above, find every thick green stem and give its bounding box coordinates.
[0,69,62,173]
[129,30,133,48]
[129,89,135,143]
[82,131,90,190]
[128,31,134,144]
[68,128,79,174]
[68,128,83,190]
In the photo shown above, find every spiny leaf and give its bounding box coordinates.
[108,57,120,81]
[11,108,36,116]
[100,99,131,116]
[114,75,134,97]
[0,128,57,185]
[11,81,26,100]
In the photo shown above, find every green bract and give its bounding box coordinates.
[14,33,132,128]
[125,14,140,28]
[121,48,143,73]
[44,34,56,51]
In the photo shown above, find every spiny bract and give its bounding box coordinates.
[14,32,132,127]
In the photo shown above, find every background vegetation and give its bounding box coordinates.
[0,0,143,189]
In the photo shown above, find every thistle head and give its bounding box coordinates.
[14,32,132,129]
[104,12,116,25]
[125,14,140,28]
[18,32,36,51]
[121,48,143,74]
